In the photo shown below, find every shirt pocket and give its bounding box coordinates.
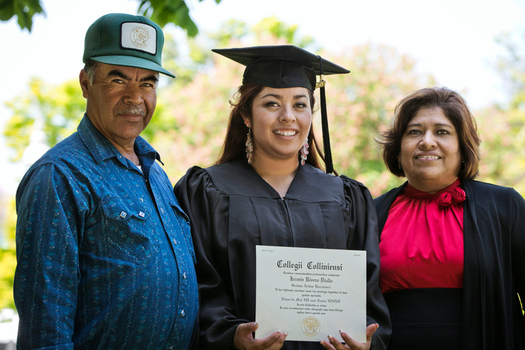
[100,197,156,265]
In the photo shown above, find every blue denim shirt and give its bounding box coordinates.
[14,115,198,350]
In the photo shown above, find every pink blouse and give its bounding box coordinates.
[379,180,466,294]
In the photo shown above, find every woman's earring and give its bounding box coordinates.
[300,139,309,165]
[397,156,402,170]
[246,128,254,164]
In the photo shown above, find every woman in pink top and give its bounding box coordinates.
[374,87,525,350]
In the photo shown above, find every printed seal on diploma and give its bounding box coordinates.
[255,245,366,343]
[301,316,321,337]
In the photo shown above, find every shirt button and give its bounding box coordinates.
[183,272,187,279]
[160,208,164,213]
[173,239,177,245]
[180,310,186,317]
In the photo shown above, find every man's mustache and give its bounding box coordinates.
[116,106,146,116]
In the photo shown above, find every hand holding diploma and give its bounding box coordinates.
[320,324,379,350]
[234,322,287,350]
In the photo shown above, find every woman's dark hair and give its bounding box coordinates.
[216,83,324,171]
[376,87,481,179]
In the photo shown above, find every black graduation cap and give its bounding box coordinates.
[212,45,350,174]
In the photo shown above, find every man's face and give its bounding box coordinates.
[80,63,158,148]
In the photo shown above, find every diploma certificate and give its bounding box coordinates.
[255,245,366,343]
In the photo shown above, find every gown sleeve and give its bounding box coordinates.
[341,175,392,350]
[509,189,525,320]
[175,166,246,349]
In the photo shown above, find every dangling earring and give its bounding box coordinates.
[397,156,402,170]
[245,128,253,164]
[300,139,309,165]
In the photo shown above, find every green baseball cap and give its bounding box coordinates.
[83,13,175,78]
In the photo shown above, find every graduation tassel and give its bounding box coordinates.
[317,57,333,174]
[319,79,333,174]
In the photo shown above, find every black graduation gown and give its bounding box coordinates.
[175,159,391,349]
[374,180,525,350]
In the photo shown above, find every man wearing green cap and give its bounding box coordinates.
[14,13,198,350]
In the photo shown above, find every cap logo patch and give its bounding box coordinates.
[121,22,156,55]
[131,26,149,48]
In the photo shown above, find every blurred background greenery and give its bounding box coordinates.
[1,0,525,325]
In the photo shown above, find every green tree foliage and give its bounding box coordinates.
[0,0,222,34]
[0,0,43,31]
[139,0,222,37]
[494,32,525,95]
[474,30,525,194]
[3,78,84,162]
[475,105,525,195]
[0,195,16,310]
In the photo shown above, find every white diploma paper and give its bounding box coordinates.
[255,245,366,343]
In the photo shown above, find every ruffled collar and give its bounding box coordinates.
[403,179,466,207]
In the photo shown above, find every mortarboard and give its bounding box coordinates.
[212,45,350,174]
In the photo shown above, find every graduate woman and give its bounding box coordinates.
[175,46,390,350]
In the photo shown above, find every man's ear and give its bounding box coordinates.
[79,69,90,99]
